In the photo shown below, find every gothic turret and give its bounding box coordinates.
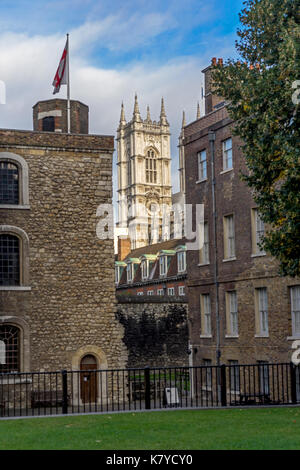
[132,93,141,122]
[160,97,168,125]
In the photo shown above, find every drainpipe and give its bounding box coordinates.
[209,130,221,366]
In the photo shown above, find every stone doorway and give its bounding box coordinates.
[80,354,98,404]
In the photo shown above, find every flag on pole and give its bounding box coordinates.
[52,38,68,94]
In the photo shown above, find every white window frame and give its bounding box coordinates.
[224,215,235,260]
[147,290,154,296]
[252,209,266,255]
[141,259,149,280]
[126,263,133,283]
[159,255,168,276]
[255,288,269,336]
[201,294,212,337]
[157,289,164,296]
[291,286,300,337]
[178,286,185,296]
[199,222,209,265]
[177,250,186,273]
[226,291,238,337]
[222,138,233,171]
[168,287,175,296]
[137,291,144,296]
[197,150,207,181]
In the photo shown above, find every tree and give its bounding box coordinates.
[213,0,300,276]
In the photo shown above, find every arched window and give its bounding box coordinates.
[0,325,20,372]
[0,234,20,286]
[146,149,157,184]
[0,161,19,204]
[42,116,55,132]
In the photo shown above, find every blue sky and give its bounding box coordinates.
[0,0,244,197]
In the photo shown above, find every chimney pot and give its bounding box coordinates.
[212,57,217,66]
[218,58,223,66]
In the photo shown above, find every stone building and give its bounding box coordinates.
[184,58,300,370]
[116,95,173,249]
[0,99,127,385]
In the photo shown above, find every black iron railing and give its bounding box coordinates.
[0,363,299,418]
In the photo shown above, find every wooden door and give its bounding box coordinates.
[80,355,98,404]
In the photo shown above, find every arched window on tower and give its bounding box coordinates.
[146,149,157,184]
[0,234,20,286]
[0,162,19,204]
[0,325,20,372]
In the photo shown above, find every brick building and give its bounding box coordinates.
[184,59,300,370]
[0,99,127,388]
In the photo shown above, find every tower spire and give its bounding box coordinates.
[197,101,201,119]
[146,105,152,123]
[160,97,168,125]
[182,110,186,128]
[119,102,126,125]
[133,93,141,122]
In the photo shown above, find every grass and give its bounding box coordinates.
[0,407,300,450]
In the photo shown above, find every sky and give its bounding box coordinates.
[0,0,244,199]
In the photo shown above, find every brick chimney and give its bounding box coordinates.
[33,99,89,134]
[118,237,131,261]
[202,58,224,115]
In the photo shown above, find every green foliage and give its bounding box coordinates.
[213,0,300,276]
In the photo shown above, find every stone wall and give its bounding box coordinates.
[116,296,189,368]
[0,128,127,373]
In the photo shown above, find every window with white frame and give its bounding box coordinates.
[229,360,240,392]
[126,263,133,283]
[157,289,164,296]
[159,255,168,276]
[177,250,186,273]
[252,209,265,255]
[197,150,207,180]
[226,291,238,336]
[258,361,269,394]
[178,286,185,296]
[291,286,300,337]
[168,287,175,296]
[201,294,212,336]
[224,214,235,259]
[115,266,120,284]
[255,288,268,336]
[137,291,144,296]
[199,222,209,264]
[147,290,154,296]
[141,259,149,280]
[222,138,233,171]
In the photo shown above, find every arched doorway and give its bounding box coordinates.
[80,355,98,404]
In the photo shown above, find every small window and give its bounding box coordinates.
[178,286,185,296]
[115,266,120,284]
[141,260,149,280]
[291,286,300,337]
[157,289,164,296]
[168,287,175,296]
[201,294,212,336]
[42,116,55,132]
[147,290,154,296]
[226,291,238,336]
[224,215,235,259]
[0,234,20,286]
[177,251,186,273]
[0,325,20,373]
[199,222,209,264]
[0,162,19,205]
[159,255,168,276]
[126,263,133,283]
[137,291,144,296]
[197,150,207,180]
[203,359,212,388]
[222,138,233,170]
[255,288,268,336]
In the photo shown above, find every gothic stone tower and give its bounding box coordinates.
[116,95,172,249]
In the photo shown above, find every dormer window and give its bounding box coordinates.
[141,259,149,280]
[127,263,133,283]
[159,255,168,276]
[177,250,186,273]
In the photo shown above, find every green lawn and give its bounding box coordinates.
[0,407,300,450]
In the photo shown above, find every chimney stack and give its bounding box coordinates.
[118,237,131,261]
[202,57,225,115]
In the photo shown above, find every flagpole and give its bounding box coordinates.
[67,33,71,133]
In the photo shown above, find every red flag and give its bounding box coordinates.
[52,38,68,94]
